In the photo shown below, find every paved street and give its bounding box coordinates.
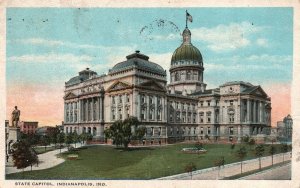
[240,162,291,180]
[158,152,292,180]
[6,147,68,174]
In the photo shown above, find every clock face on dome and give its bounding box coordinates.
[228,87,234,93]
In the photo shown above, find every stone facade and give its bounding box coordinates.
[63,26,272,144]
[277,114,292,143]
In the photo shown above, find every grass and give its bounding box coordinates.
[223,161,291,180]
[6,143,285,180]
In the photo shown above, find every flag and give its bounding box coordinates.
[186,12,193,22]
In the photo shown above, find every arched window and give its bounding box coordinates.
[175,72,180,81]
[186,71,191,80]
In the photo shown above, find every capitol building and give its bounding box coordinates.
[63,25,272,144]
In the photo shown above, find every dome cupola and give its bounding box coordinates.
[171,28,203,66]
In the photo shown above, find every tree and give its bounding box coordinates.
[230,143,235,153]
[214,156,225,179]
[236,146,247,174]
[57,132,65,153]
[243,135,250,143]
[134,126,147,141]
[104,116,145,149]
[280,144,288,162]
[11,140,38,171]
[254,145,265,170]
[48,126,60,148]
[73,131,80,148]
[248,138,255,149]
[65,133,74,150]
[40,135,51,152]
[184,162,196,180]
[269,145,276,166]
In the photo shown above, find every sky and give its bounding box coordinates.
[6,8,293,126]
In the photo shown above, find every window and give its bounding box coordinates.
[176,127,179,134]
[126,94,130,103]
[170,127,173,135]
[199,112,204,123]
[112,96,115,104]
[207,100,211,106]
[229,109,235,123]
[216,100,219,106]
[66,127,69,134]
[176,112,180,122]
[141,109,146,120]
[200,127,204,134]
[193,128,196,135]
[187,112,191,123]
[158,127,161,136]
[141,95,145,103]
[119,95,122,103]
[208,127,211,135]
[229,127,234,135]
[188,127,191,135]
[207,112,211,123]
[149,96,153,104]
[126,107,130,118]
[182,112,186,123]
[112,109,115,120]
[186,71,191,80]
[187,103,190,110]
[157,97,161,105]
[193,113,196,123]
[192,104,195,110]
[150,108,154,120]
[176,102,179,109]
[170,113,173,122]
[200,101,204,107]
[230,100,234,106]
[175,72,180,81]
[157,109,161,120]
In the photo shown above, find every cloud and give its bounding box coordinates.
[8,53,94,64]
[11,38,135,53]
[205,54,292,71]
[191,21,264,52]
[256,38,269,47]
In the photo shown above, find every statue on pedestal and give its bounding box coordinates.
[11,106,20,127]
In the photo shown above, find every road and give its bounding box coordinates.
[240,162,291,180]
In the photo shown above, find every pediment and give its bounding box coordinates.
[64,92,77,99]
[250,86,268,98]
[107,81,131,92]
[138,80,166,91]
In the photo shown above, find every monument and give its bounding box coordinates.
[6,106,21,155]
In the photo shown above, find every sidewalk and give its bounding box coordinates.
[157,152,292,180]
[5,143,83,175]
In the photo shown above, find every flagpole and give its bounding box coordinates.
[185,10,188,28]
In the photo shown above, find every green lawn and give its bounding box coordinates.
[6,143,284,180]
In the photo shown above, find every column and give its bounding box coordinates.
[237,125,241,142]
[99,95,104,123]
[92,98,95,121]
[146,95,149,121]
[64,103,67,123]
[253,101,257,123]
[247,99,251,123]
[137,93,141,121]
[259,101,263,123]
[132,91,136,118]
[154,96,157,121]
[122,95,126,120]
[72,102,75,123]
[86,99,89,122]
[78,100,81,123]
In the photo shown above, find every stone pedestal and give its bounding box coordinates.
[8,127,20,142]
[6,127,20,154]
